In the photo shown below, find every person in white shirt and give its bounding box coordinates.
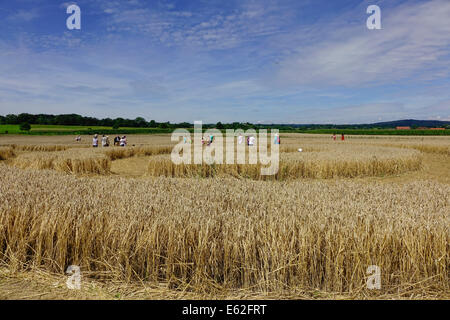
[238,134,244,145]
[120,136,127,147]
[92,134,98,147]
[101,135,108,147]
[248,135,255,146]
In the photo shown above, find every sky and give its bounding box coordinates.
[0,0,449,124]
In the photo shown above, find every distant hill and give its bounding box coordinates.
[281,119,450,129]
[369,119,450,128]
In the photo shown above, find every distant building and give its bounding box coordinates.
[430,128,445,130]
[396,126,411,130]
[417,127,428,130]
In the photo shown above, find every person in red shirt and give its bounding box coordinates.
[341,133,345,141]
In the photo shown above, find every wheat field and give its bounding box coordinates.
[147,145,422,179]
[0,133,448,299]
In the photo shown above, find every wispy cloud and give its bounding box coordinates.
[99,0,295,49]
[276,0,450,87]
[7,8,39,22]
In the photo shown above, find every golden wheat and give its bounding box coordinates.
[12,144,69,152]
[103,146,172,160]
[147,146,422,180]
[12,149,110,174]
[0,146,15,160]
[380,143,450,156]
[0,164,447,296]
[0,134,448,299]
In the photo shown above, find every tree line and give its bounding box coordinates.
[1,113,449,131]
[0,113,264,130]
[0,113,182,129]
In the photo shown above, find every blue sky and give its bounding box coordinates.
[0,0,449,124]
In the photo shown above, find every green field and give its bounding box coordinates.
[0,124,449,136]
[0,125,173,135]
[285,128,450,135]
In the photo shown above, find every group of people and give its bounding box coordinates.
[332,133,345,141]
[237,133,280,146]
[237,134,256,146]
[91,134,127,147]
[196,133,280,147]
[113,135,127,147]
[201,134,215,146]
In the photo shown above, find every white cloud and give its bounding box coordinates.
[276,0,450,87]
[7,9,39,22]
[60,2,77,10]
[99,0,292,50]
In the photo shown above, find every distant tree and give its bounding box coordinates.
[100,118,114,127]
[134,117,147,127]
[113,118,123,129]
[17,113,35,124]
[159,122,169,129]
[177,122,191,128]
[216,122,224,129]
[36,116,47,124]
[231,122,240,129]
[148,120,157,128]
[19,122,31,131]
[5,114,18,124]
[121,119,135,127]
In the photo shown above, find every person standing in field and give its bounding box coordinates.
[114,136,120,146]
[120,136,127,147]
[238,133,244,145]
[249,135,255,146]
[208,134,214,146]
[106,136,110,147]
[341,133,345,141]
[101,135,108,147]
[332,133,336,141]
[92,134,99,147]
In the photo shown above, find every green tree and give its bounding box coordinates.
[5,114,18,124]
[134,117,147,127]
[20,122,31,131]
[112,119,122,130]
